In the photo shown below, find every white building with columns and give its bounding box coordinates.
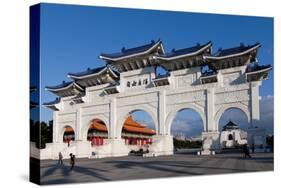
[35,40,271,159]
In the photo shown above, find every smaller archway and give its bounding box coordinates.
[218,108,250,131]
[62,126,75,146]
[87,119,108,147]
[121,110,156,150]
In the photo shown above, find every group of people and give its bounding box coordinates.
[58,152,75,170]
[56,144,252,170]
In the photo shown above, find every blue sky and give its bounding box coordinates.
[34,3,273,136]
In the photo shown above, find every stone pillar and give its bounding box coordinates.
[249,81,266,150]
[53,111,58,143]
[109,98,116,139]
[206,88,215,131]
[200,88,220,155]
[76,108,82,141]
[250,81,261,128]
[158,90,166,135]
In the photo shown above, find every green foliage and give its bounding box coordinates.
[30,120,53,149]
[173,138,202,149]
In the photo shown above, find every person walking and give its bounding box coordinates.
[242,144,252,158]
[58,152,63,165]
[69,153,75,170]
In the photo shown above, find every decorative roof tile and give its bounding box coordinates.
[204,43,261,60]
[156,41,211,59]
[214,43,260,57]
[100,40,163,61]
[68,66,106,78]
[45,81,73,90]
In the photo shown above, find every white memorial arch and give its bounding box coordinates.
[41,40,272,159]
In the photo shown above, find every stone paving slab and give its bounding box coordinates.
[39,152,273,185]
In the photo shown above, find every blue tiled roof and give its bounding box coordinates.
[246,64,271,73]
[214,43,260,57]
[157,41,211,58]
[68,66,120,78]
[43,98,60,106]
[68,66,106,77]
[45,81,73,90]
[100,40,161,59]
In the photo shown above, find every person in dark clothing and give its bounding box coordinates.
[251,143,255,153]
[69,153,75,170]
[58,152,63,165]
[242,144,252,158]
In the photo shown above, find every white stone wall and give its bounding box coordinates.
[39,65,265,159]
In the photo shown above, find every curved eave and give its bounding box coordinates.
[245,66,272,76]
[99,41,164,61]
[43,98,60,110]
[44,104,59,111]
[68,66,119,80]
[43,100,60,110]
[45,82,84,92]
[203,44,261,60]
[153,42,212,61]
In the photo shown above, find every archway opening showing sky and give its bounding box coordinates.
[218,108,249,131]
[170,109,204,138]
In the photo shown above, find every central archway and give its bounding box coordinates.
[169,108,204,152]
[118,110,156,152]
[165,103,206,134]
[116,105,158,139]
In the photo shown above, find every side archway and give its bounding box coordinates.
[58,125,75,144]
[165,103,206,135]
[214,103,250,131]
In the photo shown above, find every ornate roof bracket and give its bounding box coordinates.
[200,72,218,84]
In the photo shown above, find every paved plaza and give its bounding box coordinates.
[39,152,273,185]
